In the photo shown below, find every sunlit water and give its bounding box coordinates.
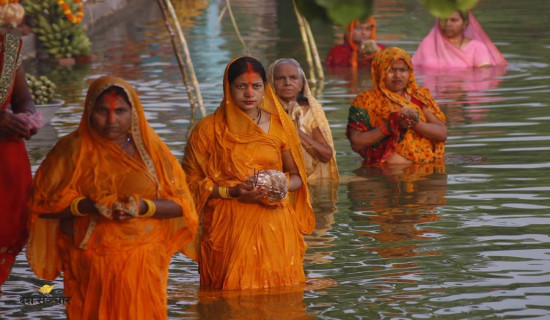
[2,0,550,319]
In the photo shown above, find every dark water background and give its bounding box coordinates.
[1,0,550,318]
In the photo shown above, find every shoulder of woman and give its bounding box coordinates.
[352,90,376,106]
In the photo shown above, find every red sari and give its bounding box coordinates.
[0,32,30,291]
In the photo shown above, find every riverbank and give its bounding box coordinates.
[20,0,149,61]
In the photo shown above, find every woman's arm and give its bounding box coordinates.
[281,149,302,192]
[11,66,36,115]
[299,127,333,162]
[40,197,183,221]
[412,107,447,141]
[348,125,388,154]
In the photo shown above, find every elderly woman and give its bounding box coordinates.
[412,11,507,69]
[182,56,314,290]
[27,76,198,319]
[267,58,339,181]
[325,17,386,68]
[347,47,447,165]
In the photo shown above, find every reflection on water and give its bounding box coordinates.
[349,164,446,259]
[2,0,550,319]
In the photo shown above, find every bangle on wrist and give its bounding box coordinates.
[218,186,235,199]
[379,123,391,136]
[70,196,88,217]
[140,199,156,218]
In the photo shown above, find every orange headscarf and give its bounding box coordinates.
[183,57,314,234]
[27,76,198,279]
[350,47,446,163]
[345,17,378,67]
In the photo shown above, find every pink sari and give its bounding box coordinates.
[412,11,507,69]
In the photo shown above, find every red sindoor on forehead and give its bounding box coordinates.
[246,62,254,96]
[104,89,120,122]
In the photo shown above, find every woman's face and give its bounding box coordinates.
[383,59,410,95]
[273,62,303,104]
[230,72,265,112]
[352,22,374,44]
[90,91,132,141]
[440,12,466,39]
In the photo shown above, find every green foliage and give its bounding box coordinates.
[22,0,91,59]
[420,0,479,18]
[26,74,57,105]
[295,0,374,27]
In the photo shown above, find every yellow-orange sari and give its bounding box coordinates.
[27,76,198,319]
[182,58,314,290]
[347,47,446,164]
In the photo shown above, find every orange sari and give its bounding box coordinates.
[182,58,314,290]
[27,76,198,319]
[347,47,446,164]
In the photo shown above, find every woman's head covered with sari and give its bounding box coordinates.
[345,17,379,65]
[28,75,198,279]
[412,11,507,69]
[348,47,446,163]
[183,56,314,234]
[266,58,339,181]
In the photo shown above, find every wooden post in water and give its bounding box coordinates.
[156,0,206,118]
[292,0,324,83]
[293,0,316,84]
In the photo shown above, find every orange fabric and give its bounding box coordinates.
[181,57,314,290]
[346,17,378,67]
[350,47,446,163]
[27,76,198,319]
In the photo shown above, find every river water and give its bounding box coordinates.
[2,0,550,319]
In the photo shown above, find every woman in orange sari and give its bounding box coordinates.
[27,76,198,319]
[182,56,314,290]
[325,17,386,68]
[347,47,447,165]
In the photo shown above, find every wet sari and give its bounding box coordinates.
[347,47,446,165]
[27,76,198,319]
[0,32,29,291]
[182,58,314,290]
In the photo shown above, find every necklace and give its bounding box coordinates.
[252,108,262,125]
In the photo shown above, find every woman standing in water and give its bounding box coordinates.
[182,56,314,290]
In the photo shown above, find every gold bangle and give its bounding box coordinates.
[70,197,88,217]
[218,186,234,199]
[140,199,156,218]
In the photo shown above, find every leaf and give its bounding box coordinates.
[420,0,480,18]
[296,0,374,26]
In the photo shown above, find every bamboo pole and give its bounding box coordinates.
[292,0,316,84]
[163,0,206,117]
[304,18,324,80]
[155,0,197,117]
[226,0,250,55]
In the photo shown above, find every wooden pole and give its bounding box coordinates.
[226,0,250,55]
[155,0,197,117]
[163,0,206,117]
[292,0,316,84]
[304,18,324,80]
